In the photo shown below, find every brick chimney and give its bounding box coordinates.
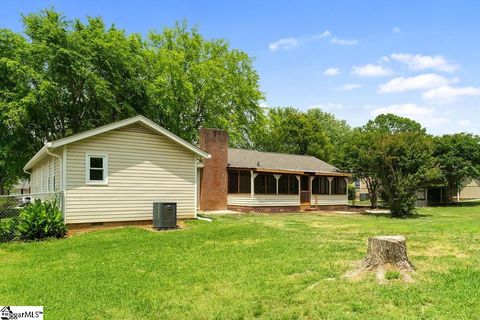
[199,128,228,211]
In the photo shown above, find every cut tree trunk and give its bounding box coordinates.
[362,236,414,271]
[345,235,414,282]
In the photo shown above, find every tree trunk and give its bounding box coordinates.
[361,236,414,271]
[345,236,414,282]
[370,191,378,209]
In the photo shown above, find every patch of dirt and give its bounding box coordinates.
[68,221,186,237]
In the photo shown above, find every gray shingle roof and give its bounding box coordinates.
[227,148,341,173]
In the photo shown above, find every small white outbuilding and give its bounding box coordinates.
[24,115,210,225]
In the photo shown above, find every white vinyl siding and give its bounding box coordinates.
[310,194,348,206]
[65,123,196,223]
[459,179,480,199]
[30,155,61,194]
[228,194,300,206]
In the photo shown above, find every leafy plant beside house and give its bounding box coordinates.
[0,218,18,242]
[16,199,67,241]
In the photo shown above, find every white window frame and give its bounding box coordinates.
[85,153,108,185]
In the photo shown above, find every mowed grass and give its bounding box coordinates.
[1,204,480,319]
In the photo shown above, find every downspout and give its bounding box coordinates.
[23,168,32,194]
[45,144,65,222]
[195,157,212,222]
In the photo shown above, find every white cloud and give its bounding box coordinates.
[371,104,449,129]
[352,64,393,77]
[392,27,401,34]
[378,74,457,93]
[422,85,480,103]
[323,68,340,76]
[334,83,362,91]
[269,30,331,52]
[331,37,358,45]
[390,53,458,72]
[269,31,358,51]
[269,38,299,52]
[312,30,331,40]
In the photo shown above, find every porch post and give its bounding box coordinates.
[251,170,257,198]
[344,177,349,195]
[327,177,333,195]
[296,175,301,195]
[273,174,281,194]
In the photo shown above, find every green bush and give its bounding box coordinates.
[0,218,18,243]
[348,183,356,201]
[17,199,67,241]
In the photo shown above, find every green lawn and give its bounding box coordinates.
[1,204,480,319]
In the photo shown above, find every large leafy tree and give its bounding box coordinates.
[145,22,264,145]
[367,114,435,216]
[433,133,480,201]
[0,10,264,192]
[344,114,435,216]
[252,107,350,164]
[340,128,382,208]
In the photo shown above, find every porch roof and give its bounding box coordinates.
[227,148,349,176]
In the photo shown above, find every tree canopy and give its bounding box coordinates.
[343,114,435,216]
[252,107,350,165]
[0,9,264,192]
[433,133,480,201]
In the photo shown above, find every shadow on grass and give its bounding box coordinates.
[427,201,480,208]
[360,212,433,219]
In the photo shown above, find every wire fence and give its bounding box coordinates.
[0,192,63,242]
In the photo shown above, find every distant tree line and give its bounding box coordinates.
[1,9,480,217]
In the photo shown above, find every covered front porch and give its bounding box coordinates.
[226,168,349,212]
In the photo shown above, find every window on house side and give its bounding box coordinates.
[86,155,108,184]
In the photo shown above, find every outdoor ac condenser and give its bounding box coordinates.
[153,202,177,229]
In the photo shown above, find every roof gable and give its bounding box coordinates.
[24,115,210,170]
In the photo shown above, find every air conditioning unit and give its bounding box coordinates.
[153,202,177,229]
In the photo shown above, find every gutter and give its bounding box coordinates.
[44,144,66,223]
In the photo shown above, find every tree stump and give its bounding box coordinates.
[345,236,414,283]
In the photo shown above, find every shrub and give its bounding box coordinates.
[17,199,67,241]
[0,218,18,243]
[348,184,356,201]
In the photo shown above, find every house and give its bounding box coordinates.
[460,179,480,200]
[198,128,350,212]
[24,116,210,225]
[353,178,480,206]
[23,116,349,226]
[8,179,30,195]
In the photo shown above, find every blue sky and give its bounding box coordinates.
[2,1,480,134]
